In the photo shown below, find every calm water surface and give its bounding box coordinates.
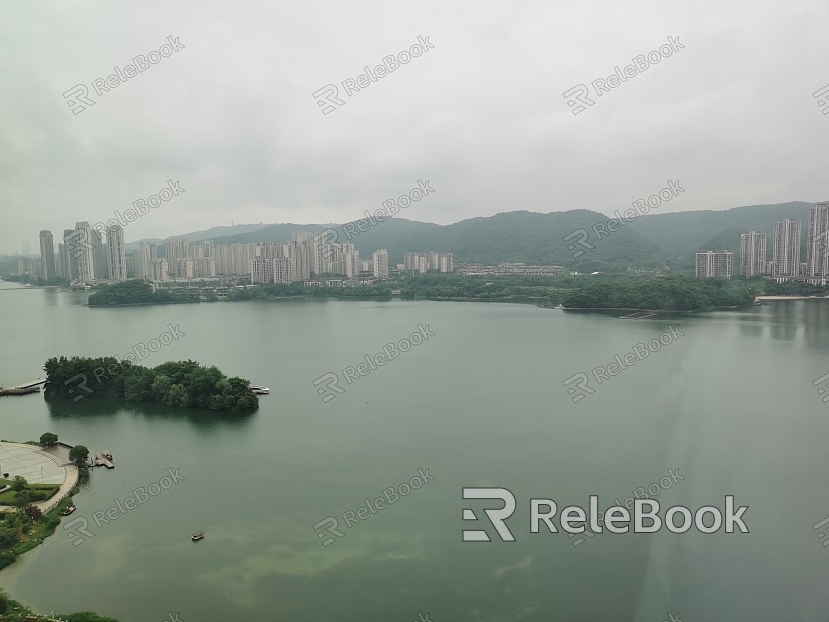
[1,280,828,621]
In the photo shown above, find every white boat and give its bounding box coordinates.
[250,385,270,395]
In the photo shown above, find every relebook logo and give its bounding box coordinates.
[312,35,436,115]
[462,488,749,542]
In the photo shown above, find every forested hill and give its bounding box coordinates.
[210,211,670,272]
[206,201,817,271]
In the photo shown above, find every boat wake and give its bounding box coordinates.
[145,534,192,544]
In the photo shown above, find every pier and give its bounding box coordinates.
[619,310,659,320]
[0,378,46,396]
[93,450,114,469]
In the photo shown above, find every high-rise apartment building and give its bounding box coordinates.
[39,230,56,281]
[149,258,169,281]
[56,243,66,279]
[404,251,454,273]
[343,246,360,277]
[251,256,272,284]
[172,258,194,279]
[293,232,326,276]
[772,219,801,276]
[73,222,96,281]
[91,228,109,280]
[60,229,77,280]
[273,257,292,284]
[373,249,389,278]
[165,237,189,277]
[191,257,216,278]
[107,225,127,281]
[739,231,766,277]
[439,252,454,273]
[807,202,829,277]
[695,251,733,279]
[138,242,157,279]
[286,240,311,280]
[429,251,440,271]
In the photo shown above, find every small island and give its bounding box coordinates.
[44,357,259,413]
[559,274,754,310]
[79,272,786,312]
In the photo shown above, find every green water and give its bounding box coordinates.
[1,280,829,621]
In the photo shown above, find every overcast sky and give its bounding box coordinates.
[2,0,828,253]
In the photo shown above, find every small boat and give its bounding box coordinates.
[250,385,270,395]
[61,505,76,516]
[191,532,205,541]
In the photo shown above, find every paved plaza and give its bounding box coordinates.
[0,442,66,484]
[0,441,81,515]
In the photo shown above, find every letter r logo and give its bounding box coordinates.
[462,487,516,542]
[63,516,94,546]
[62,84,96,115]
[313,516,344,546]
[563,229,595,259]
[64,373,93,402]
[562,84,595,115]
[312,84,345,115]
[563,372,594,403]
[313,372,344,403]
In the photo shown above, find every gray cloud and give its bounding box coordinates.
[2,0,827,252]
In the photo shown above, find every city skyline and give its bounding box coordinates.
[24,201,829,284]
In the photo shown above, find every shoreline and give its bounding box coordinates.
[755,295,828,301]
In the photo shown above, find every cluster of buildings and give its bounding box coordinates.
[27,226,455,286]
[32,223,127,283]
[455,262,563,276]
[695,202,829,283]
[31,203,829,286]
[403,252,454,274]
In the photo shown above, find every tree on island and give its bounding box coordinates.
[39,432,58,446]
[11,476,27,493]
[69,445,90,467]
[44,356,259,414]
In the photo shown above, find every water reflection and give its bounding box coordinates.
[45,395,257,428]
[803,300,829,350]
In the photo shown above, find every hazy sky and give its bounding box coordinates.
[2,0,828,253]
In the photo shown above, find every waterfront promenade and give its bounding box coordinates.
[0,442,78,514]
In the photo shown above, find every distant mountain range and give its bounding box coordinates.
[124,223,269,254]
[203,201,816,271]
[120,201,818,271]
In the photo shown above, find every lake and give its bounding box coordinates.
[1,280,828,621]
